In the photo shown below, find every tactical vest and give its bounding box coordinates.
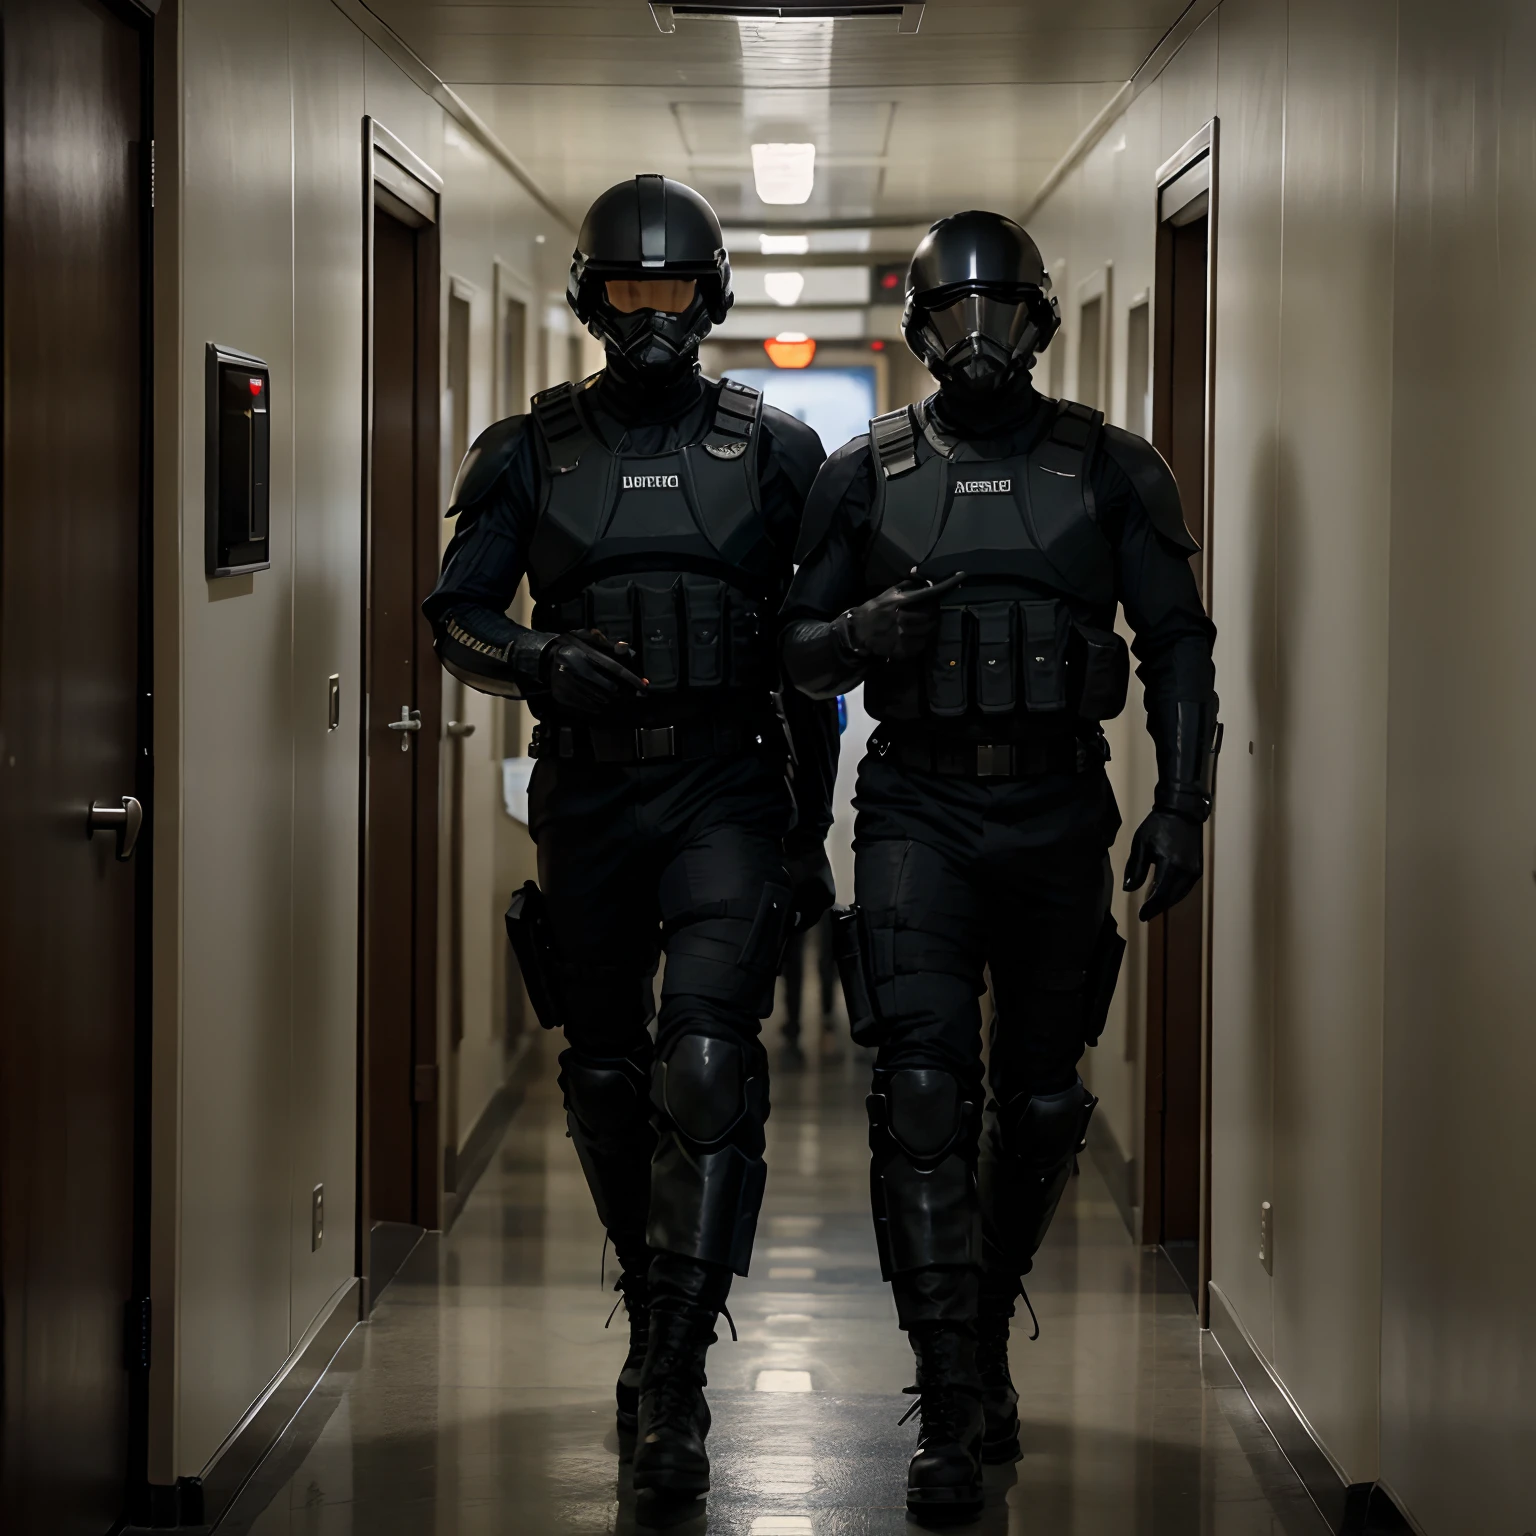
[525,376,778,699]
[863,395,1130,725]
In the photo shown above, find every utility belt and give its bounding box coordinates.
[539,572,772,696]
[863,596,1130,724]
[872,723,1108,781]
[530,713,779,766]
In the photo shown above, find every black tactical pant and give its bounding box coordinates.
[529,748,794,1281]
[852,749,1117,1326]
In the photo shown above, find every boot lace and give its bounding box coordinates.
[898,1382,982,1435]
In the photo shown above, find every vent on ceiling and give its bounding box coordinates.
[650,3,923,32]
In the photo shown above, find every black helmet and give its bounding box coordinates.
[902,210,1060,393]
[567,174,733,379]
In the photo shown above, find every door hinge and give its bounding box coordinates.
[413,1064,439,1103]
[124,1295,152,1371]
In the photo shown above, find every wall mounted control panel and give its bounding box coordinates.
[205,343,271,577]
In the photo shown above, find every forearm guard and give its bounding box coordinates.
[1148,695,1221,822]
[779,616,867,700]
[434,605,556,700]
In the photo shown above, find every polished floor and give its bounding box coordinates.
[223,1019,1327,1536]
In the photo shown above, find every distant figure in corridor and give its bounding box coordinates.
[780,211,1219,1524]
[423,176,836,1519]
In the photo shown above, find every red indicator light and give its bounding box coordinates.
[249,378,264,395]
[870,339,886,351]
[881,272,900,289]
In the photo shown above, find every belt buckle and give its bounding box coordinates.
[975,743,1014,778]
[635,725,675,761]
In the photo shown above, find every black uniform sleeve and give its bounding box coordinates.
[1095,431,1220,815]
[421,417,554,698]
[779,436,879,698]
[754,404,839,839]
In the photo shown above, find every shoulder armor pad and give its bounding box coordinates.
[869,405,919,477]
[1100,422,1200,553]
[701,377,762,460]
[530,378,602,476]
[447,416,525,517]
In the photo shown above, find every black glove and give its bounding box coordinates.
[833,570,966,660]
[1123,809,1204,921]
[541,630,648,713]
[785,842,836,934]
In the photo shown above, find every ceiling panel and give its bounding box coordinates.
[364,0,1186,227]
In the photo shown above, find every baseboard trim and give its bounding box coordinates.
[1084,1110,1138,1241]
[449,1034,536,1223]
[129,1275,360,1529]
[1207,1283,1411,1534]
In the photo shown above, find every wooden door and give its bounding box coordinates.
[362,200,440,1299]
[1145,188,1212,1304]
[0,0,150,1528]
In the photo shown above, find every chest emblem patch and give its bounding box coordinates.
[954,479,1012,494]
[622,473,681,489]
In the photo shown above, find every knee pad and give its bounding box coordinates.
[647,1033,769,1277]
[867,1069,982,1279]
[557,1048,657,1249]
[979,1079,1097,1276]
[559,1047,653,1146]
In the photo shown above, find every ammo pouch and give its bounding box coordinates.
[1083,909,1127,1046]
[831,904,886,1047]
[549,573,770,695]
[504,880,566,1032]
[867,598,1130,723]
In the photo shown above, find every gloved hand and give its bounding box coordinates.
[1123,809,1204,920]
[834,570,966,660]
[785,842,836,934]
[542,630,648,713]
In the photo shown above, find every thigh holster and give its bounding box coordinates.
[831,904,886,1046]
[647,1033,769,1276]
[978,1079,1097,1277]
[558,1047,656,1258]
[867,1068,982,1279]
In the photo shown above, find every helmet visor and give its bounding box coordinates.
[605,278,698,315]
[921,289,1038,356]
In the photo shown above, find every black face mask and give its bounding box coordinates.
[592,290,713,383]
[912,288,1047,394]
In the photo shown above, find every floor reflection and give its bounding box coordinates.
[222,1028,1325,1535]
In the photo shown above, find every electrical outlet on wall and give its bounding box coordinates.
[1259,1200,1273,1275]
[312,1184,324,1252]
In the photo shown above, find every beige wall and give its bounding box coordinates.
[1382,4,1536,1529]
[1032,1,1536,1525]
[152,0,566,1480]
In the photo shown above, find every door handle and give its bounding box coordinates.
[446,720,476,738]
[88,796,144,862]
[387,706,422,751]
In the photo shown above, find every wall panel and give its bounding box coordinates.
[176,0,298,1474]
[1382,2,1536,1526]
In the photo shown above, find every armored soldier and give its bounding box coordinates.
[780,211,1218,1523]
[423,176,835,1516]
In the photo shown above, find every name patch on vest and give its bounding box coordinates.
[955,479,1012,494]
[622,473,681,490]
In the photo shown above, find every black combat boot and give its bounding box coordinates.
[612,1268,650,1443]
[902,1324,986,1525]
[631,1254,730,1517]
[974,1308,1019,1463]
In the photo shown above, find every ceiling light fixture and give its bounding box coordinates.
[764,332,816,368]
[763,271,806,305]
[650,4,924,33]
[752,142,816,205]
[760,233,810,256]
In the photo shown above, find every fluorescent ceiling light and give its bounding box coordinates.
[811,228,872,253]
[752,142,816,205]
[763,271,806,305]
[760,233,810,255]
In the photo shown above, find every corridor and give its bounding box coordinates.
[4,3,1532,1534]
[221,1033,1322,1536]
